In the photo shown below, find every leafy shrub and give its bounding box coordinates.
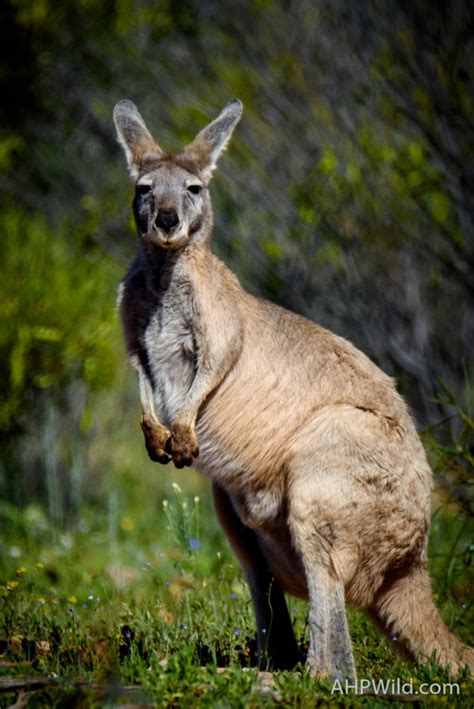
[0,207,121,506]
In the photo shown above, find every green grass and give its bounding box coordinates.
[0,390,473,708]
[0,471,473,707]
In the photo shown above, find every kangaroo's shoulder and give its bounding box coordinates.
[187,248,248,315]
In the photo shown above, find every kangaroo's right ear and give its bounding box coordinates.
[113,100,162,180]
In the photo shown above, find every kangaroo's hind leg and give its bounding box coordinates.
[329,577,356,679]
[212,482,299,670]
[292,533,355,681]
[288,482,356,681]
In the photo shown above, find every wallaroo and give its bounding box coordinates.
[113,98,473,680]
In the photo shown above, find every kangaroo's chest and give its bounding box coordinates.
[143,300,196,427]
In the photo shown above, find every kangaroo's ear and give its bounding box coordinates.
[113,100,162,180]
[184,99,243,181]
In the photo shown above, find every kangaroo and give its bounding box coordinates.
[113,98,473,680]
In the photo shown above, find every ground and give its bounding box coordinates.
[0,467,472,707]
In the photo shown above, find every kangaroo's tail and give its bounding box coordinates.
[373,561,473,675]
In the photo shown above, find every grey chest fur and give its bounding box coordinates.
[143,300,197,428]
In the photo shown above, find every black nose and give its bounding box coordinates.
[155,209,179,233]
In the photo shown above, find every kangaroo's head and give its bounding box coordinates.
[113,99,243,250]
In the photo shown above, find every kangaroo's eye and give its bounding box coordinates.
[136,183,152,196]
[187,184,202,195]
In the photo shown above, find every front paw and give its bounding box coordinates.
[167,421,199,468]
[140,416,172,464]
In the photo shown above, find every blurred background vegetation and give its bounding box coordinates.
[0,0,472,692]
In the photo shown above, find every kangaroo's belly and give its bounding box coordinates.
[225,486,309,600]
[257,529,308,599]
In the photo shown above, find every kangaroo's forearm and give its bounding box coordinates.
[174,357,232,426]
[172,303,243,426]
[130,353,171,463]
[131,354,155,418]
[167,336,241,468]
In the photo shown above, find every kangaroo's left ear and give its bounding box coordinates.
[184,99,243,181]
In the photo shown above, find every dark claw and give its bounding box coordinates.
[146,446,159,462]
[146,444,171,464]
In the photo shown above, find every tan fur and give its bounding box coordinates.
[113,99,473,679]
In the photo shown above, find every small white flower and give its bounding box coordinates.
[60,533,73,549]
[172,482,182,493]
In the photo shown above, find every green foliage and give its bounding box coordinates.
[426,382,474,514]
[0,206,122,513]
[424,385,474,637]
[0,209,120,430]
[0,482,472,706]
